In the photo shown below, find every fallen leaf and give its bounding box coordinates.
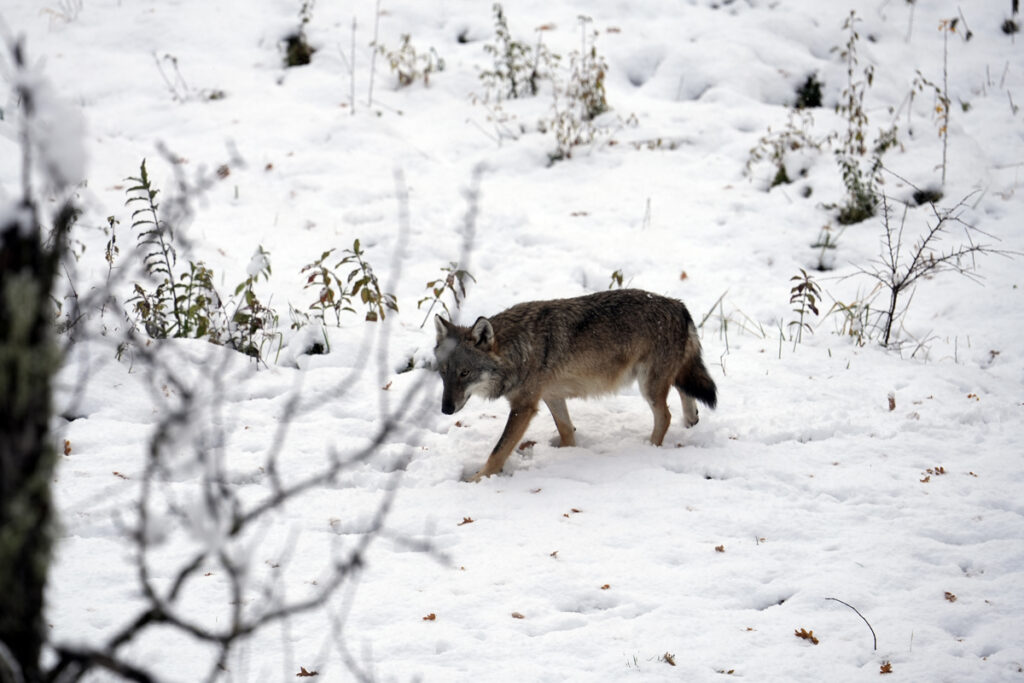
[382,381,392,391]
[600,584,610,590]
[511,612,525,619]
[662,652,676,666]
[550,550,559,558]
[715,545,726,553]
[296,666,318,677]
[422,613,436,621]
[945,592,957,603]
[458,517,474,526]
[570,508,581,514]
[880,661,893,674]
[63,440,72,456]
[794,628,819,645]
[518,440,536,451]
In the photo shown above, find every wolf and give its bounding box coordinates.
[433,289,717,481]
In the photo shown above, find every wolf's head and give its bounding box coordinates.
[434,315,501,415]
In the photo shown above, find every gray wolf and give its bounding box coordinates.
[433,289,717,481]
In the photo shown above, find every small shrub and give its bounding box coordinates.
[379,34,445,87]
[544,17,610,161]
[284,0,317,67]
[795,73,823,109]
[831,11,898,225]
[228,246,281,361]
[479,4,556,101]
[788,268,821,348]
[745,109,822,189]
[337,239,398,322]
[417,262,475,327]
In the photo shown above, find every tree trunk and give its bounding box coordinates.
[0,201,72,682]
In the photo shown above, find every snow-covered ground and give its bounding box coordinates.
[2,0,1023,680]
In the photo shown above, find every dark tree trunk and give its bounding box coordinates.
[0,200,73,683]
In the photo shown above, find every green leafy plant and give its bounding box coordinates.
[229,246,281,361]
[788,268,821,348]
[608,269,625,289]
[417,262,475,327]
[122,160,281,364]
[337,239,398,322]
[298,248,354,328]
[379,34,445,87]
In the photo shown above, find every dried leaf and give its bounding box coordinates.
[422,613,436,621]
[600,584,610,590]
[511,612,525,619]
[795,628,819,645]
[715,545,726,553]
[662,652,676,666]
[550,550,559,558]
[944,592,957,603]
[458,517,474,526]
[63,440,72,456]
[880,661,893,674]
[296,666,318,677]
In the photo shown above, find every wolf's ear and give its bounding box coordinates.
[471,316,495,350]
[434,314,452,345]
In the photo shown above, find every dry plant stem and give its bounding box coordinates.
[826,597,877,650]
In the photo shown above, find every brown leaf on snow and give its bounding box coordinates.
[600,584,610,590]
[518,440,536,451]
[422,613,436,621]
[715,545,726,553]
[945,591,957,603]
[458,517,474,526]
[296,667,318,677]
[880,661,893,674]
[63,440,72,456]
[511,612,525,619]
[794,628,819,645]
[662,652,676,666]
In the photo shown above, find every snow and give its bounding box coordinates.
[2,0,1023,680]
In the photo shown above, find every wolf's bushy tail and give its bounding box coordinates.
[679,358,718,409]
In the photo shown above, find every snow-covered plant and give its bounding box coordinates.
[379,34,445,87]
[745,109,823,189]
[831,10,898,225]
[544,17,610,161]
[479,4,557,101]
[417,262,475,327]
[228,246,281,362]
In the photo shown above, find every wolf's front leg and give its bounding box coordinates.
[467,400,539,482]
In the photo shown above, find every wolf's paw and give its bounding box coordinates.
[683,413,700,428]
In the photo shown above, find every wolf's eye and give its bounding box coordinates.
[459,369,470,379]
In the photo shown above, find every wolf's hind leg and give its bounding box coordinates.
[544,397,576,447]
[681,393,699,428]
[641,375,672,446]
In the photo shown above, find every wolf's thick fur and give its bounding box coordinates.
[434,289,717,481]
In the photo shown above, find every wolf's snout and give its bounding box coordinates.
[441,401,455,415]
